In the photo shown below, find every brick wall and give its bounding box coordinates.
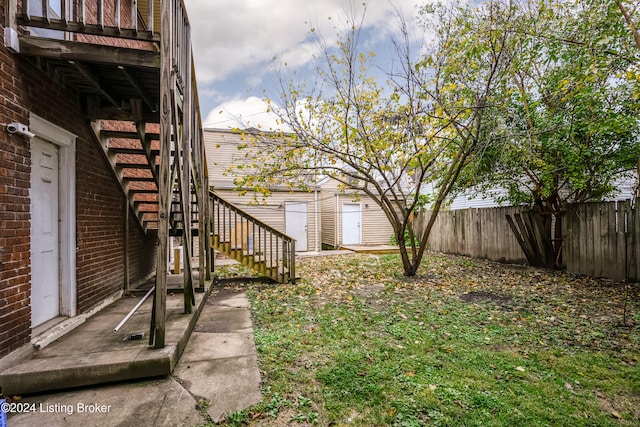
[0,41,35,356]
[75,136,157,313]
[0,13,158,356]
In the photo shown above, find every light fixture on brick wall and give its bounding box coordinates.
[6,122,35,139]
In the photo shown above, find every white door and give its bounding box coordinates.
[31,137,60,327]
[285,202,308,251]
[342,203,361,245]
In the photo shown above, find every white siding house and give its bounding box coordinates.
[320,178,395,247]
[204,128,321,252]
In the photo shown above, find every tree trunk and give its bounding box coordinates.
[506,209,557,268]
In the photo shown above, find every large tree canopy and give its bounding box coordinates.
[233,2,515,276]
[457,0,640,214]
[447,0,640,265]
[231,0,638,274]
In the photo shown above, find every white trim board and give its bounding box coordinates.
[30,113,78,317]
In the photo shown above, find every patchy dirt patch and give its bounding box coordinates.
[354,283,386,298]
[460,291,508,304]
[459,290,518,313]
[595,390,640,426]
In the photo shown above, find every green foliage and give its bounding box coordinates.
[390,229,420,247]
[452,0,640,211]
[231,3,514,277]
[224,409,248,427]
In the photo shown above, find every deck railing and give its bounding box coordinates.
[210,191,296,284]
[13,0,158,40]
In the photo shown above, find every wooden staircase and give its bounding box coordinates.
[210,191,297,284]
[6,0,211,348]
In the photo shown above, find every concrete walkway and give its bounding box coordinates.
[3,288,262,426]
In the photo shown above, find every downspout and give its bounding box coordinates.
[335,193,339,247]
[314,189,319,252]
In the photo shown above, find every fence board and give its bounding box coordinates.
[604,202,618,280]
[420,201,638,282]
[421,206,527,264]
[562,200,639,282]
[630,202,639,281]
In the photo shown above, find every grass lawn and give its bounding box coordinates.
[211,252,639,426]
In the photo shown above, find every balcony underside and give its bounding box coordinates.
[16,34,161,122]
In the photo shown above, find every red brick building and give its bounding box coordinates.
[0,0,209,359]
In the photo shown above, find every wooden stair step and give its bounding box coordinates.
[117,163,151,169]
[101,130,160,140]
[124,177,156,182]
[108,147,145,155]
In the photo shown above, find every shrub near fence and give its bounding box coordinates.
[419,200,639,282]
[564,200,639,282]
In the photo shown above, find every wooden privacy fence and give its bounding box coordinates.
[564,200,638,282]
[419,206,529,265]
[417,200,639,282]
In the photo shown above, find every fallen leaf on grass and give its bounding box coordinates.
[515,366,526,372]
[611,410,621,419]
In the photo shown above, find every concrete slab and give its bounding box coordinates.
[0,278,212,396]
[214,295,252,309]
[339,244,400,254]
[0,290,262,427]
[1,286,263,426]
[173,355,262,423]
[180,332,256,362]
[193,307,253,333]
[0,348,145,395]
[297,249,354,257]
[6,377,202,427]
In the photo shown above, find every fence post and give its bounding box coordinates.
[290,240,296,284]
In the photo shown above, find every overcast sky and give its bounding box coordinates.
[182,0,422,130]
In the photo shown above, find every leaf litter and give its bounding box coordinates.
[215,251,640,426]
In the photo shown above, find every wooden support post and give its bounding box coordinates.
[5,0,17,31]
[198,166,207,287]
[290,240,296,284]
[180,117,194,313]
[153,0,171,349]
[131,0,138,32]
[208,196,214,279]
[115,0,121,32]
[97,0,104,30]
[124,197,130,291]
[148,0,154,34]
[184,30,195,306]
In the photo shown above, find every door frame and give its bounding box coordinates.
[284,201,308,252]
[341,202,362,245]
[30,113,77,318]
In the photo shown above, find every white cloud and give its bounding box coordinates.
[185,0,423,129]
[185,0,420,84]
[203,97,286,131]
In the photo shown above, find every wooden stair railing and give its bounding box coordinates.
[210,191,296,284]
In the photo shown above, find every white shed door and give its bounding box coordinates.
[31,137,60,327]
[285,202,308,251]
[342,203,361,245]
